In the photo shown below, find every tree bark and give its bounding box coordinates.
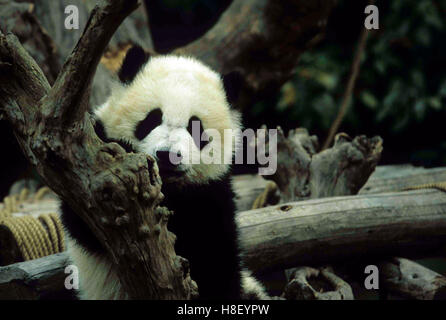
[237,188,446,273]
[257,128,383,203]
[283,266,354,300]
[0,0,194,299]
[360,165,446,195]
[233,165,446,212]
[0,253,69,300]
[380,257,446,300]
[174,0,337,108]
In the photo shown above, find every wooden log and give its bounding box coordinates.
[360,165,446,195]
[233,165,446,212]
[3,164,444,220]
[237,189,446,273]
[380,257,446,300]
[0,253,69,300]
[7,163,437,218]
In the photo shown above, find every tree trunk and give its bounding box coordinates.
[0,0,194,299]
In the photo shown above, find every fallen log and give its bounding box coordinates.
[360,165,446,195]
[237,188,446,273]
[1,188,446,298]
[0,253,69,300]
[233,165,446,211]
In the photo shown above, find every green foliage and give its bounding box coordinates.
[253,0,445,165]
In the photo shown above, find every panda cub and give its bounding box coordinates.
[61,46,269,300]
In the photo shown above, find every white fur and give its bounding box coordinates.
[241,270,270,300]
[96,55,241,184]
[66,235,127,300]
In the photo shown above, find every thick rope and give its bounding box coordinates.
[403,182,446,193]
[0,188,65,262]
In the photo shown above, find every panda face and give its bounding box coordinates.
[95,54,241,185]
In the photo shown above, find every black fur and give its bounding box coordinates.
[135,108,163,141]
[162,176,242,300]
[61,170,242,299]
[94,118,137,153]
[118,45,150,84]
[60,201,105,254]
[93,118,107,142]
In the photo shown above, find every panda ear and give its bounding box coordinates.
[118,45,150,84]
[222,71,244,105]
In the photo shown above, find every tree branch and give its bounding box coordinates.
[0,0,194,299]
[45,1,139,125]
[175,0,337,107]
[322,1,374,150]
[254,127,383,204]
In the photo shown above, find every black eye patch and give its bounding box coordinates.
[135,108,163,141]
[187,116,209,150]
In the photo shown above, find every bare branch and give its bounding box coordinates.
[175,0,337,107]
[322,0,374,150]
[255,128,383,203]
[0,0,194,299]
[44,1,139,125]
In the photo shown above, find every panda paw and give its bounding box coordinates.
[240,269,270,300]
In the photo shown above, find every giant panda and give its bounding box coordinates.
[61,46,269,300]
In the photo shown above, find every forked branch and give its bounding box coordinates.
[0,0,195,299]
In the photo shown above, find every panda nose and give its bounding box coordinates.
[156,150,182,167]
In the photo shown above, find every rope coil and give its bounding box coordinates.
[0,188,65,264]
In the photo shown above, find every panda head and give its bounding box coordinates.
[95,46,243,185]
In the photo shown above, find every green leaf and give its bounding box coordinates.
[361,91,379,109]
[427,97,442,110]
